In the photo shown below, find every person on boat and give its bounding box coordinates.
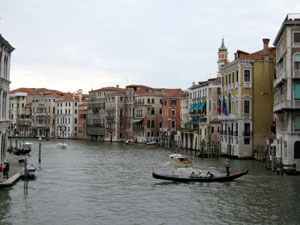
[225,159,230,176]
[4,161,9,179]
[196,171,203,178]
[206,171,213,178]
[189,171,196,178]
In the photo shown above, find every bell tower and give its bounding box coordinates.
[217,38,228,77]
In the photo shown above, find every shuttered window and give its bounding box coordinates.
[294,84,300,99]
[294,116,300,130]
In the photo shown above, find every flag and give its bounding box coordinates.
[217,98,221,115]
[222,96,228,116]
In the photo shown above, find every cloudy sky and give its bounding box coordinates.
[1,0,300,93]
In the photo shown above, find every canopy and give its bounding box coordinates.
[184,119,199,126]
[132,118,144,123]
[189,104,196,111]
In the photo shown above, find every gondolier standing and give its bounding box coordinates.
[225,159,230,176]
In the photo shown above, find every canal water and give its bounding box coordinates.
[1,139,300,225]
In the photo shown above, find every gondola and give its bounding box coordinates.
[152,169,248,182]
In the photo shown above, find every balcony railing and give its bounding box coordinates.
[273,100,300,112]
[243,131,252,136]
[293,70,300,78]
[87,127,105,136]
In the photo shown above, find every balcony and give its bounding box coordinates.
[244,82,251,88]
[87,127,105,136]
[293,70,300,79]
[243,131,252,136]
[160,128,168,132]
[273,100,300,112]
[133,127,144,132]
[274,71,286,87]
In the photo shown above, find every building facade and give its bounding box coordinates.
[273,14,300,172]
[0,34,14,163]
[219,38,275,158]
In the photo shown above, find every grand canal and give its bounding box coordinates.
[1,138,300,225]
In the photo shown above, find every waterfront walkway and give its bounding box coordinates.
[0,153,23,189]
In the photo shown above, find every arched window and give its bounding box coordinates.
[151,120,155,128]
[295,141,300,159]
[147,120,150,128]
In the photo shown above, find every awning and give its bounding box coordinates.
[184,119,199,126]
[198,102,206,110]
[132,118,144,123]
[189,104,196,111]
[194,103,201,110]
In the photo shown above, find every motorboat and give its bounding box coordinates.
[21,164,37,180]
[170,154,193,168]
[58,143,67,149]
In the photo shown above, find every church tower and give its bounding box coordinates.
[217,38,228,77]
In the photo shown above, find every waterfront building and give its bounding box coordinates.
[87,86,123,141]
[180,91,190,129]
[133,87,163,143]
[78,102,88,140]
[0,34,14,164]
[273,14,300,172]
[56,90,88,139]
[32,89,63,138]
[219,38,275,158]
[181,78,221,150]
[161,89,182,147]
[9,92,27,135]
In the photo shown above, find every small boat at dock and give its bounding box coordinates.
[146,141,157,147]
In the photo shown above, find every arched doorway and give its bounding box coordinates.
[294,141,300,159]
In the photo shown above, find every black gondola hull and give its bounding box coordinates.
[152,169,248,182]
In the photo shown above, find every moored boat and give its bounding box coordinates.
[170,154,193,168]
[21,164,37,180]
[146,141,157,147]
[152,169,248,182]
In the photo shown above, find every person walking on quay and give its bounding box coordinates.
[4,161,9,179]
[0,164,3,182]
[225,159,230,176]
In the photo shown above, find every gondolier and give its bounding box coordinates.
[225,159,230,176]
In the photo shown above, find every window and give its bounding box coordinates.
[244,70,250,82]
[232,72,234,83]
[171,109,176,116]
[172,120,175,128]
[294,33,300,44]
[151,120,155,128]
[244,100,250,114]
[211,126,214,133]
[295,84,300,99]
[152,99,155,104]
[147,120,150,128]
[244,138,250,145]
[295,116,300,130]
[171,100,176,105]
[294,54,300,71]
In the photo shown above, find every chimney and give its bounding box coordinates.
[116,85,119,88]
[263,38,270,50]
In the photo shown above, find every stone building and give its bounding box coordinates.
[0,34,14,164]
[273,14,300,172]
[219,38,276,158]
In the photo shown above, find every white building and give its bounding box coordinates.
[0,34,14,164]
[273,14,300,172]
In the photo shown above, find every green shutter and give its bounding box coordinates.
[294,84,300,99]
[294,54,300,62]
[295,116,300,129]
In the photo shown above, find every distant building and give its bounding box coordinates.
[78,103,88,140]
[0,34,14,164]
[273,14,300,172]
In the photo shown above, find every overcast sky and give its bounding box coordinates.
[1,0,300,93]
